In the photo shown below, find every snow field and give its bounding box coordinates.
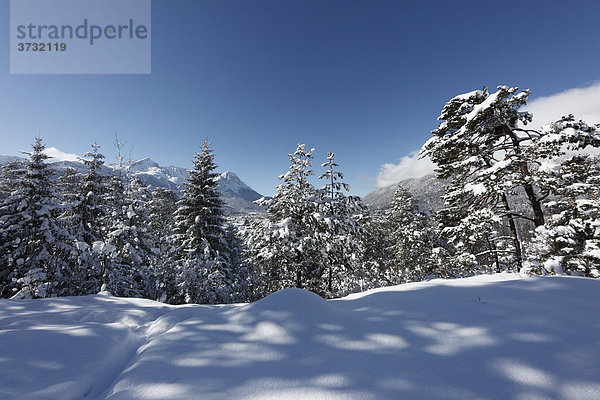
[1,273,599,400]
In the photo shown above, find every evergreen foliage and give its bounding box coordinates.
[172,140,232,303]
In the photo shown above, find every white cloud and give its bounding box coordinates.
[43,147,80,162]
[375,151,435,188]
[523,82,600,128]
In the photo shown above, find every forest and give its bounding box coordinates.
[1,85,599,303]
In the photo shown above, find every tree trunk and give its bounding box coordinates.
[295,269,302,288]
[501,194,523,269]
[504,125,545,227]
[485,235,501,273]
[522,181,545,227]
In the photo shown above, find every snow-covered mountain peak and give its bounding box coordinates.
[217,171,252,192]
[126,157,161,173]
[0,154,266,215]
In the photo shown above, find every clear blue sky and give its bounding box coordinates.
[2,0,600,196]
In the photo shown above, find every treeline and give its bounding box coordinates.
[1,85,599,302]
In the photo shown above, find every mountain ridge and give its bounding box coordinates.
[0,155,265,215]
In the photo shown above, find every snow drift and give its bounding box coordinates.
[1,273,599,400]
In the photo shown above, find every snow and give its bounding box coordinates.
[1,273,600,400]
[463,90,501,126]
[464,182,487,195]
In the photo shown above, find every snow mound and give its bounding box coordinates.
[246,288,329,314]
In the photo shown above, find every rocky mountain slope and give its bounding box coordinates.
[363,173,447,213]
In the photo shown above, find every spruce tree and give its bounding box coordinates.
[244,144,323,294]
[528,154,600,277]
[59,145,108,295]
[173,140,231,303]
[2,138,73,298]
[0,161,27,297]
[386,186,440,282]
[147,187,178,302]
[318,152,367,295]
[101,176,155,297]
[527,117,600,277]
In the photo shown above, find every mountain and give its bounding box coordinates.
[364,173,447,213]
[0,155,265,215]
[215,171,266,213]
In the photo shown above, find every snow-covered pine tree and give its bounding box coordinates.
[529,154,600,277]
[100,176,155,298]
[420,86,542,270]
[385,185,440,282]
[318,152,367,296]
[1,138,73,298]
[173,140,232,304]
[360,213,396,290]
[59,144,109,295]
[527,116,600,277]
[147,187,178,302]
[0,160,27,297]
[222,223,254,302]
[244,144,323,294]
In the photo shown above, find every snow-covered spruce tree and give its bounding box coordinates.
[147,187,178,302]
[318,152,368,296]
[173,140,232,304]
[359,215,391,289]
[420,86,542,270]
[526,117,600,277]
[0,138,74,298]
[385,185,441,282]
[59,144,109,295]
[244,144,323,295]
[438,206,512,275]
[0,161,27,297]
[100,176,155,298]
[223,223,254,302]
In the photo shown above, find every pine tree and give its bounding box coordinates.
[0,161,27,297]
[174,140,228,260]
[318,152,367,296]
[173,140,231,303]
[361,213,396,289]
[147,187,178,302]
[244,144,323,294]
[100,176,155,297]
[420,86,543,270]
[527,117,600,277]
[528,155,600,277]
[59,145,109,295]
[1,138,73,298]
[386,186,441,282]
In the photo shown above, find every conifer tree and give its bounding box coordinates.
[147,187,178,302]
[59,145,108,294]
[0,161,27,297]
[245,144,323,294]
[101,176,155,297]
[318,152,367,295]
[386,186,440,282]
[526,116,600,277]
[173,140,231,303]
[174,140,228,260]
[421,86,541,270]
[529,154,600,277]
[1,138,73,298]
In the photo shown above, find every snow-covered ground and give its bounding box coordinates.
[1,273,599,400]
